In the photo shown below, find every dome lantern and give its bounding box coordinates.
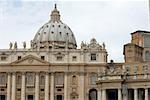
[50,4,61,22]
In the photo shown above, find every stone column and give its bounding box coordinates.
[64,72,68,100]
[35,72,39,100]
[7,73,11,100]
[145,88,148,100]
[118,89,122,100]
[102,89,106,100]
[50,73,54,100]
[11,72,16,100]
[21,72,26,100]
[45,72,49,100]
[79,72,84,100]
[134,88,138,100]
[98,89,102,100]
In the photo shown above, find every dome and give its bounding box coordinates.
[32,4,77,49]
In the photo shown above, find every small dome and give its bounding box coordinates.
[32,4,77,49]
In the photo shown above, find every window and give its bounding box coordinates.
[55,73,64,85]
[1,56,7,61]
[0,74,6,85]
[72,56,77,61]
[145,51,150,61]
[18,56,21,60]
[91,53,96,61]
[57,56,63,61]
[56,95,63,100]
[133,65,138,79]
[16,75,21,85]
[0,89,4,91]
[26,73,34,86]
[17,89,21,91]
[90,74,97,85]
[41,89,44,91]
[41,56,45,60]
[89,89,97,100]
[0,95,5,100]
[40,75,45,85]
[57,89,62,91]
[28,95,33,100]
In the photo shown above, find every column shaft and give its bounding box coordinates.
[102,89,106,100]
[64,73,68,100]
[50,73,54,100]
[145,88,148,100]
[7,73,11,100]
[35,73,39,100]
[118,89,122,100]
[45,73,49,100]
[21,73,26,100]
[98,89,102,100]
[11,73,16,100]
[134,89,138,100]
[79,73,84,100]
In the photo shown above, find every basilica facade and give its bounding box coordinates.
[0,4,150,100]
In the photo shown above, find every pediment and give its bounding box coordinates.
[10,55,50,66]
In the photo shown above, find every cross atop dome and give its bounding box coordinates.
[55,4,57,9]
[50,4,61,22]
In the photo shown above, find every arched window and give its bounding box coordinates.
[89,89,97,100]
[145,51,150,61]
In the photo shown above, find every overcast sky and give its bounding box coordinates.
[0,0,149,62]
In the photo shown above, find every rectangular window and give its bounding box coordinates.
[90,74,97,85]
[72,56,77,61]
[55,73,64,85]
[18,56,21,60]
[26,73,34,86]
[57,89,62,91]
[0,95,6,100]
[91,53,96,61]
[17,89,21,91]
[57,56,63,61]
[41,89,44,91]
[0,89,4,91]
[1,56,7,61]
[41,56,45,60]
[0,74,6,85]
[28,95,33,100]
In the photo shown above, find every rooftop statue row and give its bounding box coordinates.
[8,38,106,51]
[81,38,106,50]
